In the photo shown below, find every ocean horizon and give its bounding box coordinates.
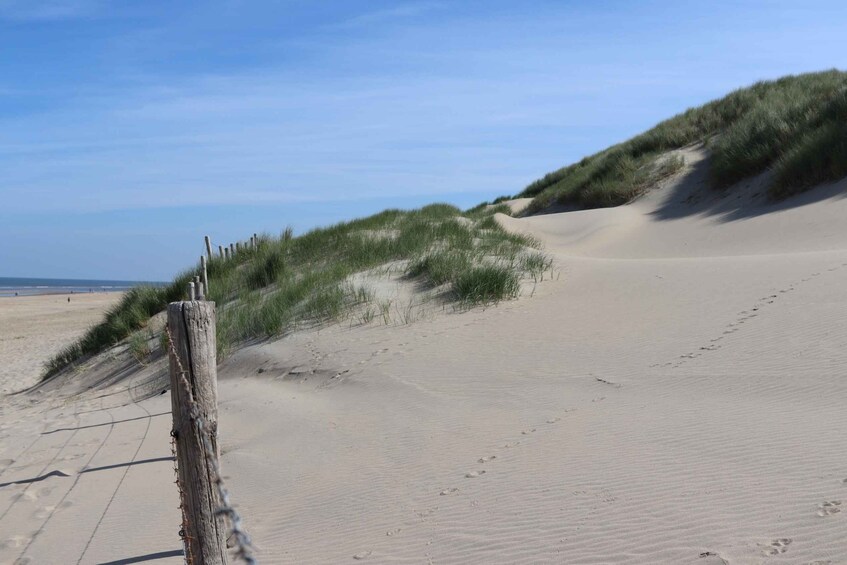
[0,277,166,297]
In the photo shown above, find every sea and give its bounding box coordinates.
[0,277,166,298]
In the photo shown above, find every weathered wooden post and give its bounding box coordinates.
[201,255,209,296]
[204,236,213,261]
[253,233,258,247]
[236,242,241,253]
[229,243,235,257]
[224,248,230,261]
[218,245,224,259]
[188,282,196,301]
[167,299,227,565]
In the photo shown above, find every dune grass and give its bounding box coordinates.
[45,203,551,377]
[44,279,191,377]
[520,69,847,213]
[211,203,548,356]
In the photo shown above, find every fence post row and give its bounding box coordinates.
[207,235,265,262]
[167,298,228,565]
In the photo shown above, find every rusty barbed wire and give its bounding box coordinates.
[167,325,257,565]
[171,429,195,565]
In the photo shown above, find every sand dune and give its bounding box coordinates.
[3,158,847,563]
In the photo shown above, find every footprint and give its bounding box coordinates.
[521,429,536,435]
[698,551,728,564]
[503,442,521,448]
[0,535,30,550]
[465,470,486,478]
[761,538,792,555]
[33,505,56,520]
[385,528,401,537]
[18,491,39,502]
[439,487,459,496]
[477,456,496,463]
[353,551,372,560]
[817,500,841,517]
[546,417,561,424]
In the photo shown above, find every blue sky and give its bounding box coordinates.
[1,0,846,280]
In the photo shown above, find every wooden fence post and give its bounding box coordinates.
[167,300,227,565]
[188,282,196,301]
[204,236,213,261]
[201,255,209,296]
[218,245,224,259]
[229,243,235,257]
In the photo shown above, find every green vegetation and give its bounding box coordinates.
[520,70,847,212]
[45,203,552,377]
[128,330,152,364]
[52,71,847,378]
[45,281,190,377]
[212,204,549,356]
[454,265,520,304]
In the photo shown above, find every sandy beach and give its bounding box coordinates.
[2,150,847,563]
[0,293,122,395]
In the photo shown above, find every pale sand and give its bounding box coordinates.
[0,293,122,394]
[3,147,847,563]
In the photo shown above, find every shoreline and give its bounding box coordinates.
[0,288,128,298]
[0,277,166,298]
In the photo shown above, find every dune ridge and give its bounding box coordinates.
[3,154,847,563]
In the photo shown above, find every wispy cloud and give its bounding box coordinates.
[0,0,103,21]
[2,0,847,278]
[6,1,842,217]
[330,2,444,30]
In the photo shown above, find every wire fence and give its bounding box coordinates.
[167,325,257,564]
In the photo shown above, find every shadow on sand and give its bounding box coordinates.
[97,549,184,564]
[647,154,847,223]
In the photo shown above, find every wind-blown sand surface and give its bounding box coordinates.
[2,148,847,563]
